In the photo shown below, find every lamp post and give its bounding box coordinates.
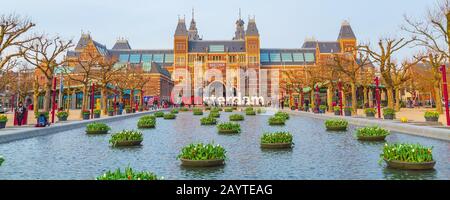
[338,80,343,115]
[440,65,450,126]
[374,76,381,119]
[114,89,117,113]
[51,77,57,123]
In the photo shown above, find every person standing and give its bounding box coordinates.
[15,101,27,126]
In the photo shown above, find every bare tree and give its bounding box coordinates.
[0,14,37,71]
[21,35,73,111]
[327,51,371,114]
[280,69,307,108]
[0,59,18,92]
[132,67,151,108]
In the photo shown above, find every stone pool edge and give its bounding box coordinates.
[0,109,168,144]
[286,110,450,142]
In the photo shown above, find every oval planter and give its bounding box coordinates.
[334,111,341,115]
[193,112,203,115]
[384,114,395,120]
[326,126,347,131]
[137,125,155,129]
[58,117,67,122]
[357,135,387,141]
[425,117,439,122]
[384,159,436,170]
[112,140,142,147]
[108,111,114,116]
[86,130,109,134]
[82,114,90,120]
[230,118,244,121]
[201,122,217,125]
[0,121,6,129]
[366,113,375,118]
[260,143,292,149]
[210,114,220,118]
[218,129,239,134]
[180,158,225,167]
[94,113,100,118]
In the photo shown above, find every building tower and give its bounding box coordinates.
[188,8,201,41]
[337,20,357,54]
[233,9,245,40]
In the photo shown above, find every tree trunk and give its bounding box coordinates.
[395,88,401,111]
[101,87,107,114]
[351,83,357,114]
[130,89,134,108]
[43,80,52,112]
[327,86,333,112]
[363,87,368,109]
[368,88,373,107]
[387,87,394,109]
[434,82,443,114]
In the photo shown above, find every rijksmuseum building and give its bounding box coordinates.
[64,12,357,108]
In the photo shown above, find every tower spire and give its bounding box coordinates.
[192,7,195,20]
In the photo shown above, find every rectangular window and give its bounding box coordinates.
[304,53,315,62]
[260,53,270,62]
[119,54,129,62]
[153,54,164,63]
[292,53,304,62]
[209,45,225,52]
[142,54,152,63]
[165,54,174,63]
[281,53,293,62]
[129,54,141,63]
[269,53,281,62]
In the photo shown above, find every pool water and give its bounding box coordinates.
[0,111,449,180]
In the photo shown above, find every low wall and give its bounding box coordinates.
[0,110,166,144]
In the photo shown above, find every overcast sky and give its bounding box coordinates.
[1,0,437,59]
